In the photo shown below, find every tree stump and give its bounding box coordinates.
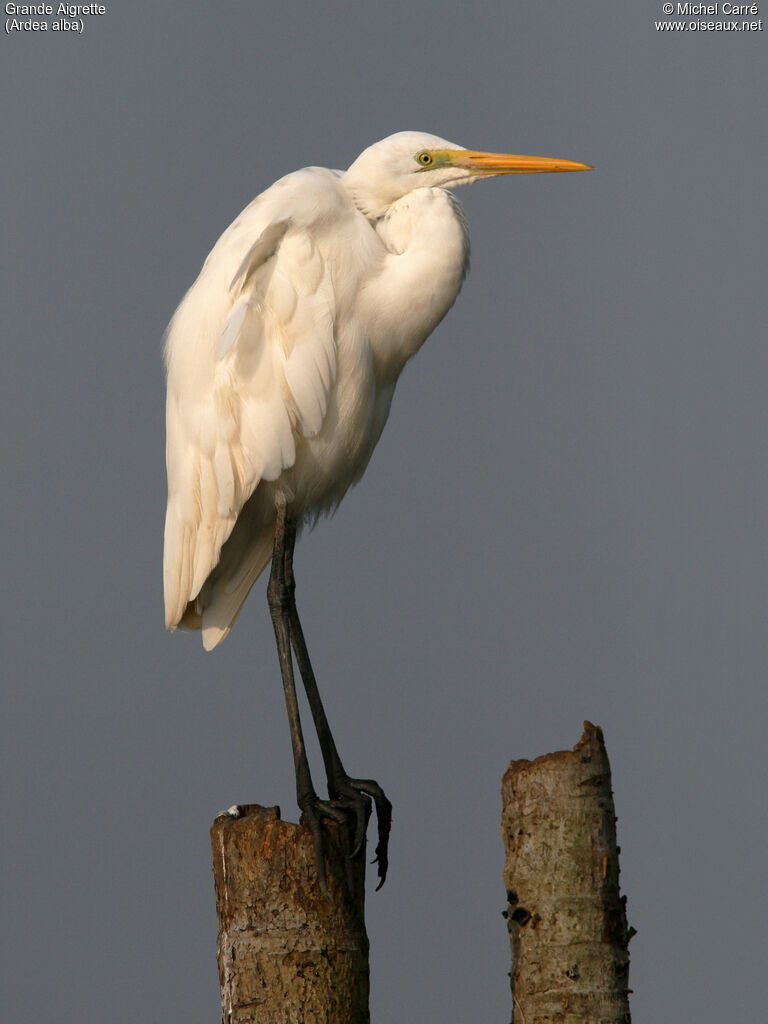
[501,722,633,1023]
[210,804,369,1024]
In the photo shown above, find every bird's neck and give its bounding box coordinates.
[359,188,470,380]
[343,166,401,221]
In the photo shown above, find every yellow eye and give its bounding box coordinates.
[416,151,433,167]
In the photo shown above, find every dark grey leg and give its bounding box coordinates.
[267,500,345,897]
[282,519,392,889]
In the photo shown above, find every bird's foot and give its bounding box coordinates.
[298,791,350,900]
[329,774,392,890]
[299,778,392,895]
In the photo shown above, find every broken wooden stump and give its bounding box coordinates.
[210,804,369,1024]
[501,722,633,1023]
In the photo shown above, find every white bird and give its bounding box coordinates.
[163,131,590,889]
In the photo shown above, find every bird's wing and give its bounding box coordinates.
[163,173,344,631]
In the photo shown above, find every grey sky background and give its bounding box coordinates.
[3,2,766,1021]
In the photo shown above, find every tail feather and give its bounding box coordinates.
[180,524,275,651]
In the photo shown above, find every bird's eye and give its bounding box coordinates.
[416,151,433,166]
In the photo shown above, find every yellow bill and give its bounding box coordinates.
[454,150,593,175]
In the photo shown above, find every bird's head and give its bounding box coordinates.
[343,131,592,219]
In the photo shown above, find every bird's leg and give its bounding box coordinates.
[267,500,345,897]
[282,520,392,889]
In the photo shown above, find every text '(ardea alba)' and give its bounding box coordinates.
[163,131,591,890]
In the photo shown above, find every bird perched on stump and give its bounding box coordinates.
[163,131,591,892]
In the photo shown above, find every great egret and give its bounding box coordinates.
[163,131,591,890]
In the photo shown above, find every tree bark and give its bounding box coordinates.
[501,722,633,1024]
[210,804,369,1024]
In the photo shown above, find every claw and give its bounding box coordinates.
[299,793,349,902]
[349,778,391,887]
[303,804,331,901]
[349,832,364,860]
[348,790,372,859]
[330,775,392,888]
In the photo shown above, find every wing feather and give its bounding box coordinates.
[163,173,344,637]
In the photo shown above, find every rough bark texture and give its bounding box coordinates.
[211,804,369,1024]
[501,722,632,1024]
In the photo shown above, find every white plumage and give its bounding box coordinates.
[163,131,590,649]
